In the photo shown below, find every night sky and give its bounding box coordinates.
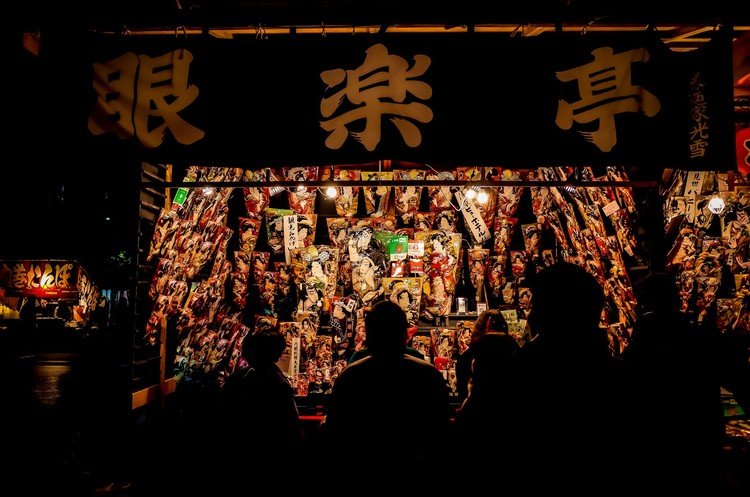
[3,32,139,289]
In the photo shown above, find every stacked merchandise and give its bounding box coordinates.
[145,166,246,384]
[663,170,750,335]
[144,164,644,390]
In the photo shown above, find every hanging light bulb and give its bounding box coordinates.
[296,185,306,192]
[325,186,338,199]
[476,189,489,205]
[707,195,726,215]
[465,187,477,200]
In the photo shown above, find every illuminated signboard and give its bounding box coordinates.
[0,260,79,299]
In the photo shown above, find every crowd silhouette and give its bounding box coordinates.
[75,261,744,495]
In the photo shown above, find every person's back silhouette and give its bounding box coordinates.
[623,272,720,494]
[214,327,302,490]
[221,327,302,452]
[320,301,451,474]
[518,262,624,492]
[454,312,523,476]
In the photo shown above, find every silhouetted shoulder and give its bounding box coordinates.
[402,354,436,368]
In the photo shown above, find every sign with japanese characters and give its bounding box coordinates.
[1,260,79,299]
[82,32,734,170]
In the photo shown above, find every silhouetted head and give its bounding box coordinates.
[629,272,684,348]
[243,327,286,367]
[470,332,520,383]
[528,262,605,351]
[633,272,679,318]
[365,300,408,358]
[472,309,509,344]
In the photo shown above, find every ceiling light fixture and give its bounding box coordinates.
[707,194,726,214]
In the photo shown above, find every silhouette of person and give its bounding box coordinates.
[19,294,38,349]
[623,272,720,494]
[455,309,518,402]
[221,327,302,451]
[321,301,451,475]
[517,262,624,493]
[455,313,522,465]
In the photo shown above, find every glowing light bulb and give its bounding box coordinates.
[325,186,338,199]
[296,185,306,192]
[465,188,477,200]
[202,187,215,196]
[477,189,489,205]
[707,195,725,215]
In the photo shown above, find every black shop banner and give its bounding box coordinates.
[83,31,735,170]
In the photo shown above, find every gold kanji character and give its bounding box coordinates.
[690,121,709,141]
[690,140,708,158]
[555,47,661,152]
[89,50,204,148]
[320,44,433,151]
[89,53,139,139]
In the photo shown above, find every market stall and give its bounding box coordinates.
[139,163,648,401]
[71,26,737,406]
[0,260,102,347]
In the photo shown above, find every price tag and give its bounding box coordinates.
[602,200,620,217]
[408,241,424,257]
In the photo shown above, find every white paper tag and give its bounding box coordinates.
[683,171,706,197]
[408,241,424,257]
[684,196,697,224]
[290,336,300,377]
[455,190,491,244]
[602,200,621,217]
[283,215,301,264]
[476,302,487,314]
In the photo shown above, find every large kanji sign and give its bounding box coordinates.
[81,31,735,170]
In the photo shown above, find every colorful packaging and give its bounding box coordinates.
[455,321,474,355]
[237,216,261,253]
[468,248,489,304]
[415,230,462,319]
[414,212,436,232]
[427,171,455,212]
[250,252,270,286]
[333,168,361,217]
[361,171,393,216]
[243,169,271,218]
[430,328,456,359]
[327,217,351,249]
[493,217,518,256]
[284,167,319,214]
[264,208,294,254]
[394,169,425,225]
[434,210,457,232]
[410,335,431,361]
[289,245,340,303]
